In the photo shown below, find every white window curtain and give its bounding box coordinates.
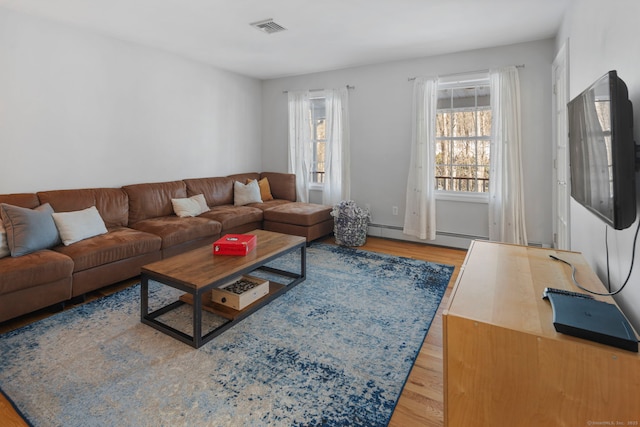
[322,87,351,206]
[287,91,311,202]
[403,76,439,240]
[488,66,528,245]
[287,88,350,205]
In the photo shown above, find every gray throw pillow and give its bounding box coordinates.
[0,203,62,257]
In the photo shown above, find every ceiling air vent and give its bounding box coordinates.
[250,19,287,34]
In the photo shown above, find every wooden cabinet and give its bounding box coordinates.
[443,240,640,426]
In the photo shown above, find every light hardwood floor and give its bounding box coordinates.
[0,236,467,426]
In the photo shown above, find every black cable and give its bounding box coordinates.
[549,217,640,297]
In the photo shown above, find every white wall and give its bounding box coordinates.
[0,7,262,193]
[557,0,640,330]
[262,39,555,248]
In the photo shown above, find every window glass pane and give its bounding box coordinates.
[436,178,448,191]
[452,87,477,109]
[435,165,451,191]
[476,85,490,107]
[478,166,490,192]
[435,140,451,165]
[315,119,326,140]
[437,88,452,109]
[436,112,452,137]
[477,140,490,166]
[436,164,450,178]
[452,166,474,191]
[316,142,325,168]
[477,109,492,137]
[452,111,477,137]
[453,141,476,165]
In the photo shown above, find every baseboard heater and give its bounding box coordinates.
[367,223,544,247]
[367,223,487,242]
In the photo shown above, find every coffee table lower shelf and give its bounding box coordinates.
[179,281,286,320]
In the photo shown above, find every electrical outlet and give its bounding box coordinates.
[392,206,398,215]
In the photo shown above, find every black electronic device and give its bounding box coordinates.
[546,292,638,352]
[567,70,638,230]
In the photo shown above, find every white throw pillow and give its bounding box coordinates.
[0,220,9,258]
[51,206,108,246]
[234,180,262,206]
[172,194,209,217]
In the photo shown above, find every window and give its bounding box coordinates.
[310,97,326,184]
[435,82,491,192]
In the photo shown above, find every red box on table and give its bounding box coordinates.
[213,234,257,256]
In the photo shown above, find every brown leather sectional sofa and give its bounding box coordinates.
[0,172,334,323]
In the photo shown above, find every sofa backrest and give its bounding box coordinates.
[227,172,261,186]
[122,180,187,225]
[227,172,296,202]
[184,177,234,207]
[261,172,296,202]
[37,188,129,228]
[0,193,40,209]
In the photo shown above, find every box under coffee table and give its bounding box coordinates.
[140,229,306,348]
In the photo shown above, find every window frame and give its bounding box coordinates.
[434,75,491,203]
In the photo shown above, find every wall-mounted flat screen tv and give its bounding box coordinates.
[568,70,637,230]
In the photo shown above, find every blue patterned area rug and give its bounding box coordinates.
[0,244,453,427]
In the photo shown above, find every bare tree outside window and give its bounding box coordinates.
[310,98,326,184]
[435,84,491,192]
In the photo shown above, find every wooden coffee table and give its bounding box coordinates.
[140,229,306,348]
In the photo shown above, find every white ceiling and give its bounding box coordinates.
[0,0,570,80]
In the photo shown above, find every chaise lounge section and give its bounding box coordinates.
[0,172,334,323]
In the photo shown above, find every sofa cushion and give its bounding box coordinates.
[263,203,333,226]
[123,180,187,225]
[234,180,262,206]
[129,216,221,249]
[247,199,293,211]
[184,177,234,207]
[53,227,162,272]
[0,203,61,257]
[38,188,130,228]
[52,206,108,246]
[260,172,297,202]
[0,249,73,295]
[200,205,263,232]
[171,194,209,217]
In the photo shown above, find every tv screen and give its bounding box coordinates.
[568,70,637,230]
